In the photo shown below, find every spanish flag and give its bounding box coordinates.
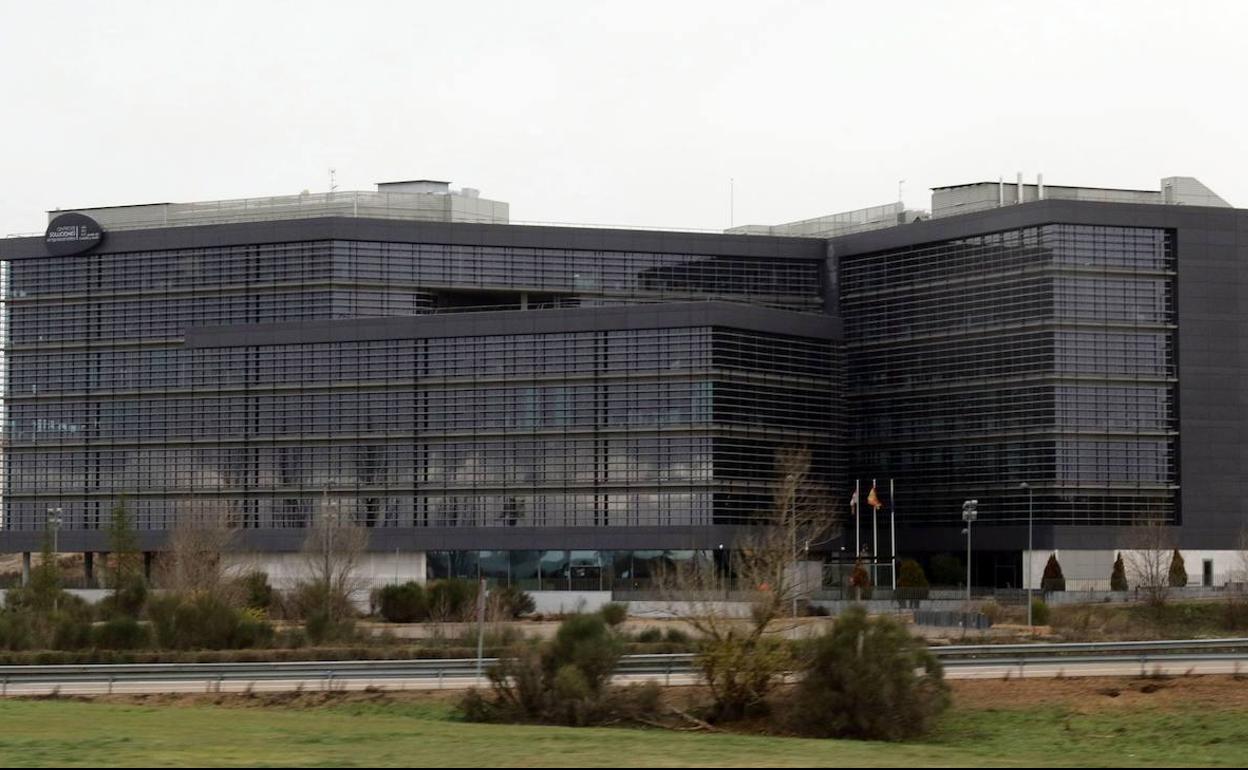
[867,484,884,511]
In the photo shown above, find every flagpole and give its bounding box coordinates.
[872,478,879,587]
[855,479,861,564]
[890,478,897,591]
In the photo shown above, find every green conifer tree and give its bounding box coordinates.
[1110,553,1128,592]
[1168,548,1188,588]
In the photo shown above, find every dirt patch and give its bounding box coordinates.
[0,552,84,585]
[91,687,467,711]
[951,674,1248,713]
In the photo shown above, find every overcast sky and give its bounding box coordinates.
[2,0,1245,235]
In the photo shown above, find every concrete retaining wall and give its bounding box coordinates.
[529,591,613,615]
[624,600,755,619]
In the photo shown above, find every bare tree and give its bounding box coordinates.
[106,497,142,590]
[300,499,370,623]
[772,446,840,612]
[159,505,240,600]
[662,447,837,623]
[657,445,838,721]
[1220,523,1248,629]
[1122,518,1176,607]
[1234,523,1248,594]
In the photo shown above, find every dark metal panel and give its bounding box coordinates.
[184,301,840,348]
[830,200,1241,256]
[0,217,828,262]
[0,525,770,554]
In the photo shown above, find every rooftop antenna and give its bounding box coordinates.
[730,177,735,228]
[898,179,906,205]
[329,168,338,194]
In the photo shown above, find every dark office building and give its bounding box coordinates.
[829,178,1246,588]
[0,185,842,590]
[840,223,1177,525]
[4,175,1248,592]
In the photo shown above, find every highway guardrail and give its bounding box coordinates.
[3,639,1248,691]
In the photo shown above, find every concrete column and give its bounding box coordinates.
[21,552,31,587]
[84,552,95,587]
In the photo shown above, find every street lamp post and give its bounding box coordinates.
[1019,482,1034,627]
[786,472,798,618]
[961,500,977,605]
[475,576,488,683]
[718,543,728,601]
[46,507,63,557]
[46,507,63,613]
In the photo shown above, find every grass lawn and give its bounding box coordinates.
[1,679,1247,767]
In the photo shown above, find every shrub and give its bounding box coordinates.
[304,609,357,645]
[426,579,478,622]
[1223,594,1248,632]
[91,617,151,650]
[599,602,628,628]
[1031,598,1051,626]
[4,587,89,619]
[449,625,524,650]
[698,634,792,722]
[52,615,93,650]
[0,611,37,651]
[375,582,428,623]
[897,558,929,588]
[547,613,623,692]
[978,600,1008,625]
[493,585,536,620]
[0,588,95,652]
[459,613,645,727]
[2,588,33,616]
[897,559,930,599]
[931,554,964,587]
[1110,553,1128,592]
[636,628,662,644]
[234,608,277,648]
[148,594,275,650]
[280,626,308,649]
[97,573,148,619]
[848,559,873,600]
[286,581,357,624]
[664,628,691,644]
[242,572,275,613]
[785,606,949,741]
[1041,554,1066,592]
[1169,549,1188,588]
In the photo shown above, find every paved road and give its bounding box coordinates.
[943,658,1248,680]
[0,673,705,697]
[3,658,1244,697]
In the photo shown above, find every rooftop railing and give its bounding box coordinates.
[4,189,805,238]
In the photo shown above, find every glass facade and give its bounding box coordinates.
[426,548,723,592]
[2,233,837,537]
[842,224,1178,526]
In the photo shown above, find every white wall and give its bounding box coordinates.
[528,591,613,615]
[224,551,427,592]
[1024,549,1248,590]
